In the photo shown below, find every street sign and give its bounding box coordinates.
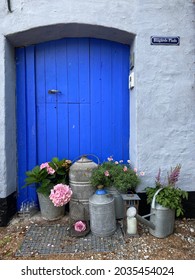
[151,36,180,45]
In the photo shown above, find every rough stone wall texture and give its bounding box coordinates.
[0,0,194,197]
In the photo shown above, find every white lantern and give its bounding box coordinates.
[126,206,137,235]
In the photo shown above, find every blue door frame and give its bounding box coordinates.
[16,38,130,208]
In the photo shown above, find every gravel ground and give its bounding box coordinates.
[0,213,194,260]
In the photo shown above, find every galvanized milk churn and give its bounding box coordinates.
[69,155,98,220]
[149,188,175,238]
[89,186,116,237]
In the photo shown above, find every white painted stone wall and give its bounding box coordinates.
[0,0,194,197]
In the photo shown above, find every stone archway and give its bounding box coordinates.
[7,23,135,47]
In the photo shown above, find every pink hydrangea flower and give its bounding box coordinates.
[74,221,86,232]
[49,184,72,207]
[40,162,55,175]
[104,170,110,177]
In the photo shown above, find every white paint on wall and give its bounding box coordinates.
[0,0,194,197]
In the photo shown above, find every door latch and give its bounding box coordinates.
[48,89,61,94]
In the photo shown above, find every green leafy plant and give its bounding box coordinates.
[90,156,142,192]
[24,157,72,196]
[145,164,188,217]
[113,167,141,192]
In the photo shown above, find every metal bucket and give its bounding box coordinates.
[149,188,175,238]
[37,192,65,221]
[106,186,124,219]
[89,188,116,237]
[69,155,98,220]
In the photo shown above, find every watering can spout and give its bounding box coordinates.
[136,213,155,230]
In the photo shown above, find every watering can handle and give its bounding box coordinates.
[151,188,164,209]
[71,154,100,165]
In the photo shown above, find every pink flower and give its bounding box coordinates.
[40,162,55,175]
[115,161,119,164]
[107,156,113,161]
[49,184,72,207]
[123,166,128,172]
[104,170,110,177]
[140,171,145,176]
[134,167,138,173]
[74,221,86,232]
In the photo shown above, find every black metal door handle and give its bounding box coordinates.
[48,89,61,94]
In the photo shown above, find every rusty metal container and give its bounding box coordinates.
[69,155,98,220]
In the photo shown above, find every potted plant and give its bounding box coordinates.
[90,156,142,193]
[145,164,188,217]
[24,157,72,220]
[90,156,143,219]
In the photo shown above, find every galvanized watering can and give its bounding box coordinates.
[136,188,175,238]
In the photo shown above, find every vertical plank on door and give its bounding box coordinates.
[16,47,28,207]
[56,39,68,104]
[101,40,113,159]
[80,104,91,155]
[25,45,37,202]
[111,43,124,161]
[69,104,80,159]
[46,103,58,159]
[122,46,130,161]
[44,41,58,159]
[36,44,47,164]
[66,39,79,103]
[45,41,57,104]
[90,39,102,160]
[56,39,69,158]
[78,38,91,156]
[78,38,90,104]
[57,103,69,158]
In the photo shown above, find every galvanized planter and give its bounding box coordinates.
[37,192,65,221]
[106,186,124,219]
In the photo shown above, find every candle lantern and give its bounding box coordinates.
[121,193,141,212]
[121,194,140,237]
[126,206,137,235]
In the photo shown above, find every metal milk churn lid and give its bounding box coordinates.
[69,155,98,221]
[89,186,116,237]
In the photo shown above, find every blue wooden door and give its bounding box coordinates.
[16,38,130,208]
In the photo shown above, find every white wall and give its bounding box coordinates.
[0,0,194,197]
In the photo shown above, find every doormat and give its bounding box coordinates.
[16,224,124,256]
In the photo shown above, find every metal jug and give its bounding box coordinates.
[89,187,116,237]
[69,155,98,220]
